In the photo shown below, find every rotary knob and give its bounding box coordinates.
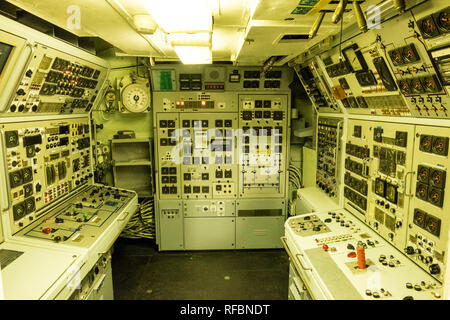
[429,264,440,275]
[404,246,415,255]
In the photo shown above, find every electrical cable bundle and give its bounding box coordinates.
[288,165,302,190]
[120,197,155,239]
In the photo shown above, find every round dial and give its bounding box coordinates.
[390,50,403,65]
[121,83,150,113]
[416,184,428,199]
[437,11,450,32]
[420,135,432,152]
[418,166,429,182]
[399,80,412,94]
[423,76,441,93]
[411,78,424,93]
[402,47,417,63]
[421,18,437,37]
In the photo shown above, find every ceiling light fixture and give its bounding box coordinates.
[173,45,212,64]
[133,14,157,34]
[144,0,212,33]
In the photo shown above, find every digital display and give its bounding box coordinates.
[0,42,13,76]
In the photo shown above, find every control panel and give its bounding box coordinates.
[406,125,450,282]
[316,117,343,201]
[3,43,108,115]
[1,118,93,234]
[344,120,371,218]
[367,122,415,250]
[15,185,137,249]
[238,94,288,198]
[152,66,292,250]
[295,58,341,113]
[285,210,443,300]
[291,1,450,119]
[341,120,450,282]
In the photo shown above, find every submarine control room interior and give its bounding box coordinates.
[0,0,449,301]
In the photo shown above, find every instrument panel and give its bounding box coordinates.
[1,118,93,234]
[2,43,108,116]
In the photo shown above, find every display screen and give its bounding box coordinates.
[0,42,13,76]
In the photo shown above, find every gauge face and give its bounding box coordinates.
[416,183,429,200]
[24,183,33,197]
[432,136,449,156]
[419,135,432,152]
[402,44,420,63]
[425,215,441,237]
[413,209,426,228]
[23,167,33,182]
[418,165,430,183]
[25,197,35,214]
[422,75,442,93]
[389,49,403,66]
[411,78,424,93]
[428,188,443,207]
[430,168,446,187]
[13,203,25,221]
[437,11,450,32]
[5,130,19,148]
[420,17,439,38]
[399,79,412,94]
[122,83,150,113]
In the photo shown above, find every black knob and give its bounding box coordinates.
[385,203,390,209]
[36,183,42,192]
[10,104,17,112]
[429,264,440,275]
[18,105,25,112]
[17,89,26,96]
[404,246,415,255]
[25,69,33,77]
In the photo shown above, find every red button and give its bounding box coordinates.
[322,244,329,251]
[43,227,52,234]
[347,252,356,258]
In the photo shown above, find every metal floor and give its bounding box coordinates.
[112,238,290,300]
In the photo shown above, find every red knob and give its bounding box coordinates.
[43,227,52,234]
[322,244,329,251]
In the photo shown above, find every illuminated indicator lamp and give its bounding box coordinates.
[201,101,206,106]
[176,101,180,106]
[181,101,185,106]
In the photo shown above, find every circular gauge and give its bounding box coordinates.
[402,46,419,63]
[399,80,412,94]
[416,183,428,199]
[121,83,150,113]
[432,137,448,155]
[429,189,442,205]
[431,170,443,186]
[13,203,25,220]
[422,76,441,93]
[420,17,438,37]
[25,198,35,213]
[23,167,32,182]
[411,78,424,93]
[418,166,429,182]
[413,209,426,227]
[437,11,450,32]
[389,50,403,66]
[420,135,432,152]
